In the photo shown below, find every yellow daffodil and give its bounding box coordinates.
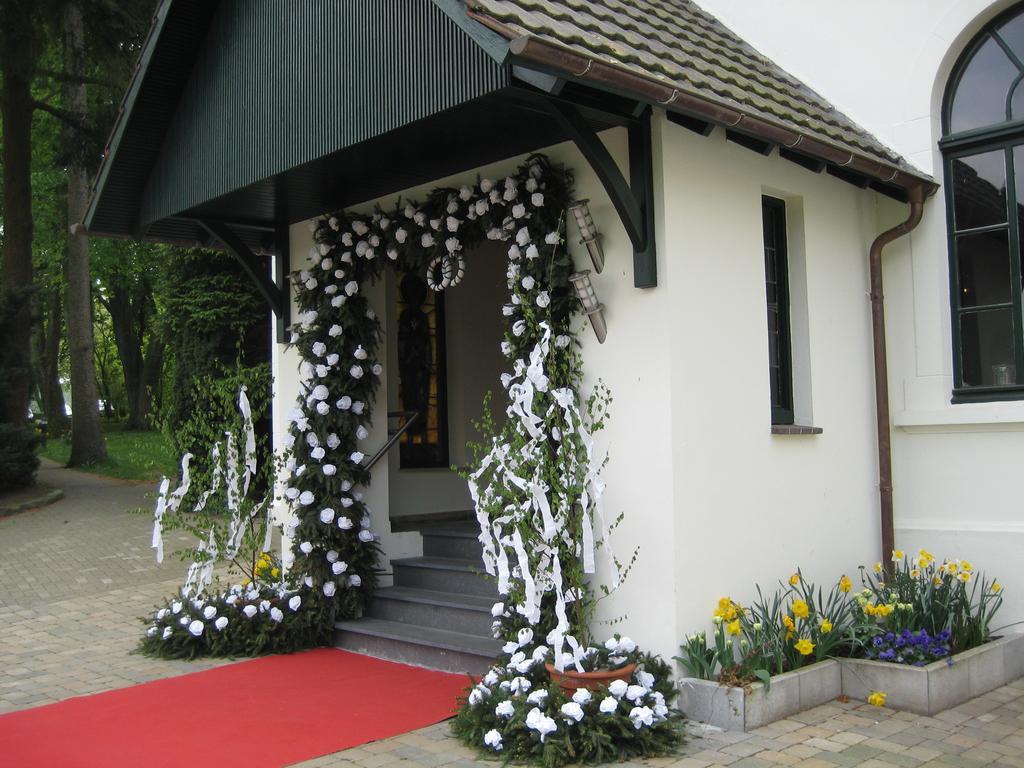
[910,569,920,579]
[891,549,904,561]
[877,604,894,617]
[960,560,973,573]
[726,619,741,636]
[791,599,809,620]
[820,618,833,634]
[873,562,883,574]
[794,638,815,655]
[789,573,800,586]
[958,571,971,583]
[993,581,1003,593]
[933,575,943,587]
[782,615,796,632]
[714,597,739,621]
[867,691,887,707]
[839,575,852,593]
[918,549,935,568]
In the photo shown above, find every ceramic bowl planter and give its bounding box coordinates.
[545,662,636,694]
[839,633,1024,715]
[678,660,842,732]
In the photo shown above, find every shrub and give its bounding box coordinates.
[0,423,40,492]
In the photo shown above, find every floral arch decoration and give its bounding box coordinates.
[282,153,620,658]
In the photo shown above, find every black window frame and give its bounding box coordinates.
[762,195,795,424]
[941,4,1024,403]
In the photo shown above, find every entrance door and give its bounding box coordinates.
[386,240,508,525]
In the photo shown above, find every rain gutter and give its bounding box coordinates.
[466,16,937,195]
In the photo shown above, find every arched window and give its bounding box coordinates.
[942,5,1024,401]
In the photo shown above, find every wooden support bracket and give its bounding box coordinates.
[543,99,657,288]
[197,218,291,343]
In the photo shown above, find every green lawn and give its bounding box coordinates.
[39,422,179,482]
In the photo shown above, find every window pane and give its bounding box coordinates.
[1014,146,1024,244]
[960,308,1016,386]
[998,12,1024,64]
[950,35,1019,133]
[956,229,1011,307]
[952,150,1007,230]
[1011,77,1024,121]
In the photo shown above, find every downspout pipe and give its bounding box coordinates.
[869,183,927,567]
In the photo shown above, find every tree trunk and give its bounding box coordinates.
[32,292,69,431]
[0,0,36,427]
[102,285,145,428]
[138,334,164,428]
[63,0,107,464]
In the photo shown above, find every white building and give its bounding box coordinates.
[86,0,1023,671]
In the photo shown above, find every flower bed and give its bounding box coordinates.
[678,551,1011,729]
[679,660,840,731]
[839,634,1024,715]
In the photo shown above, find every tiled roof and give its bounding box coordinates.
[466,0,926,179]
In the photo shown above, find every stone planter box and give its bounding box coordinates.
[678,659,841,732]
[839,633,1024,716]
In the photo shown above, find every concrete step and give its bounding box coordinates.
[366,586,495,636]
[334,617,501,675]
[391,556,495,597]
[421,525,484,562]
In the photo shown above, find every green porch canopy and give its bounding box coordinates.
[85,0,935,299]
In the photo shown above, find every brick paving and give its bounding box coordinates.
[3,461,1024,766]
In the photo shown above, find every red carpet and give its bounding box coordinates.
[0,648,468,768]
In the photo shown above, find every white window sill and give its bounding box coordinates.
[894,401,1024,431]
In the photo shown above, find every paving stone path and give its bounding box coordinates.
[3,461,1024,767]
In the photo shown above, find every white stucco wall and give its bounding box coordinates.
[272,108,900,663]
[694,0,1024,624]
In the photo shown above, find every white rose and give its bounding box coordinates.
[299,541,313,554]
[328,324,343,337]
[495,701,515,719]
[358,530,375,543]
[531,192,544,207]
[352,401,365,414]
[162,626,173,639]
[288,595,302,611]
[350,451,365,464]
[270,607,284,623]
[323,581,337,597]
[512,320,526,337]
[491,602,505,617]
[525,244,539,260]
[356,425,369,440]
[156,608,168,620]
[337,395,352,410]
[332,561,348,575]
[188,620,204,637]
[599,696,618,714]
[536,291,550,308]
[516,227,530,246]
[311,342,327,358]
[350,365,363,379]
[608,679,628,698]
[521,275,535,290]
[526,689,548,705]
[348,574,362,587]
[299,491,315,506]
[446,216,460,232]
[636,670,655,689]
[629,705,654,729]
[319,508,335,524]
[517,628,534,646]
[337,516,353,530]
[331,295,346,307]
[345,280,359,296]
[626,684,647,702]
[572,688,592,705]
[316,401,329,415]
[214,616,229,631]
[322,464,337,476]
[512,203,526,219]
[483,729,503,751]
[203,605,217,620]
[561,702,584,722]
[421,233,435,248]
[395,228,408,243]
